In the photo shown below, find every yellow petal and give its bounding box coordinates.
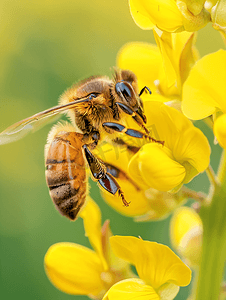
[110,236,192,289]
[176,32,198,84]
[129,0,155,29]
[143,101,191,149]
[101,180,153,217]
[144,101,210,174]
[44,242,105,296]
[182,49,226,120]
[117,32,198,100]
[80,197,108,270]
[214,114,226,148]
[101,221,132,276]
[153,30,178,93]
[158,282,180,300]
[117,42,162,93]
[129,0,184,32]
[94,141,134,174]
[127,101,210,191]
[153,30,198,96]
[173,126,211,173]
[103,278,160,300]
[129,143,186,191]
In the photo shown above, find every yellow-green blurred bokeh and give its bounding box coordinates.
[0,1,223,300]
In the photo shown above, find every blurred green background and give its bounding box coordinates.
[0,0,223,299]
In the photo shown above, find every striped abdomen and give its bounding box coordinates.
[45,131,87,220]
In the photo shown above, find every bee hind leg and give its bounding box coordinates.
[82,144,130,206]
[98,173,130,207]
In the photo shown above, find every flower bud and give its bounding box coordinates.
[182,0,206,15]
[211,0,226,30]
[177,0,211,31]
[170,206,203,267]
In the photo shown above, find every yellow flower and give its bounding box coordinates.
[95,142,186,221]
[44,197,133,299]
[128,101,210,192]
[134,187,186,221]
[181,49,226,148]
[176,0,210,31]
[103,236,192,300]
[129,0,210,33]
[117,30,198,99]
[182,0,206,15]
[170,206,203,267]
[182,49,226,120]
[211,0,226,31]
[214,113,226,148]
[129,0,184,32]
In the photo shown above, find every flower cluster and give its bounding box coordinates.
[44,0,226,300]
[129,0,226,34]
[95,27,211,221]
[45,197,191,299]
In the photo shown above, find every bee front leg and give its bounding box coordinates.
[115,102,148,133]
[103,122,164,145]
[82,144,130,206]
[139,86,152,96]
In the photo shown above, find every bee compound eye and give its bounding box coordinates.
[115,82,132,99]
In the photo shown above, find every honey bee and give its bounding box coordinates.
[0,69,159,220]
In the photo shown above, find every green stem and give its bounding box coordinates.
[203,116,214,130]
[206,165,218,189]
[195,154,226,300]
[217,150,226,183]
[181,186,206,202]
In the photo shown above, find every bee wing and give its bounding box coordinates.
[0,98,90,145]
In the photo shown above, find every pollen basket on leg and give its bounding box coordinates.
[45,129,87,220]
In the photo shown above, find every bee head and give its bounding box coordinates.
[114,70,147,124]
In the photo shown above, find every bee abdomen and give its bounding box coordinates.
[45,130,87,220]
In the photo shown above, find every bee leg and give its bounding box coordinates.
[83,144,106,180]
[82,130,100,150]
[82,144,130,206]
[103,122,147,139]
[112,137,140,154]
[139,86,152,97]
[103,122,164,145]
[115,102,148,133]
[98,173,130,207]
[105,162,141,191]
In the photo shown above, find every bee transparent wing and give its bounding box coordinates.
[0,98,90,145]
[0,114,62,145]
